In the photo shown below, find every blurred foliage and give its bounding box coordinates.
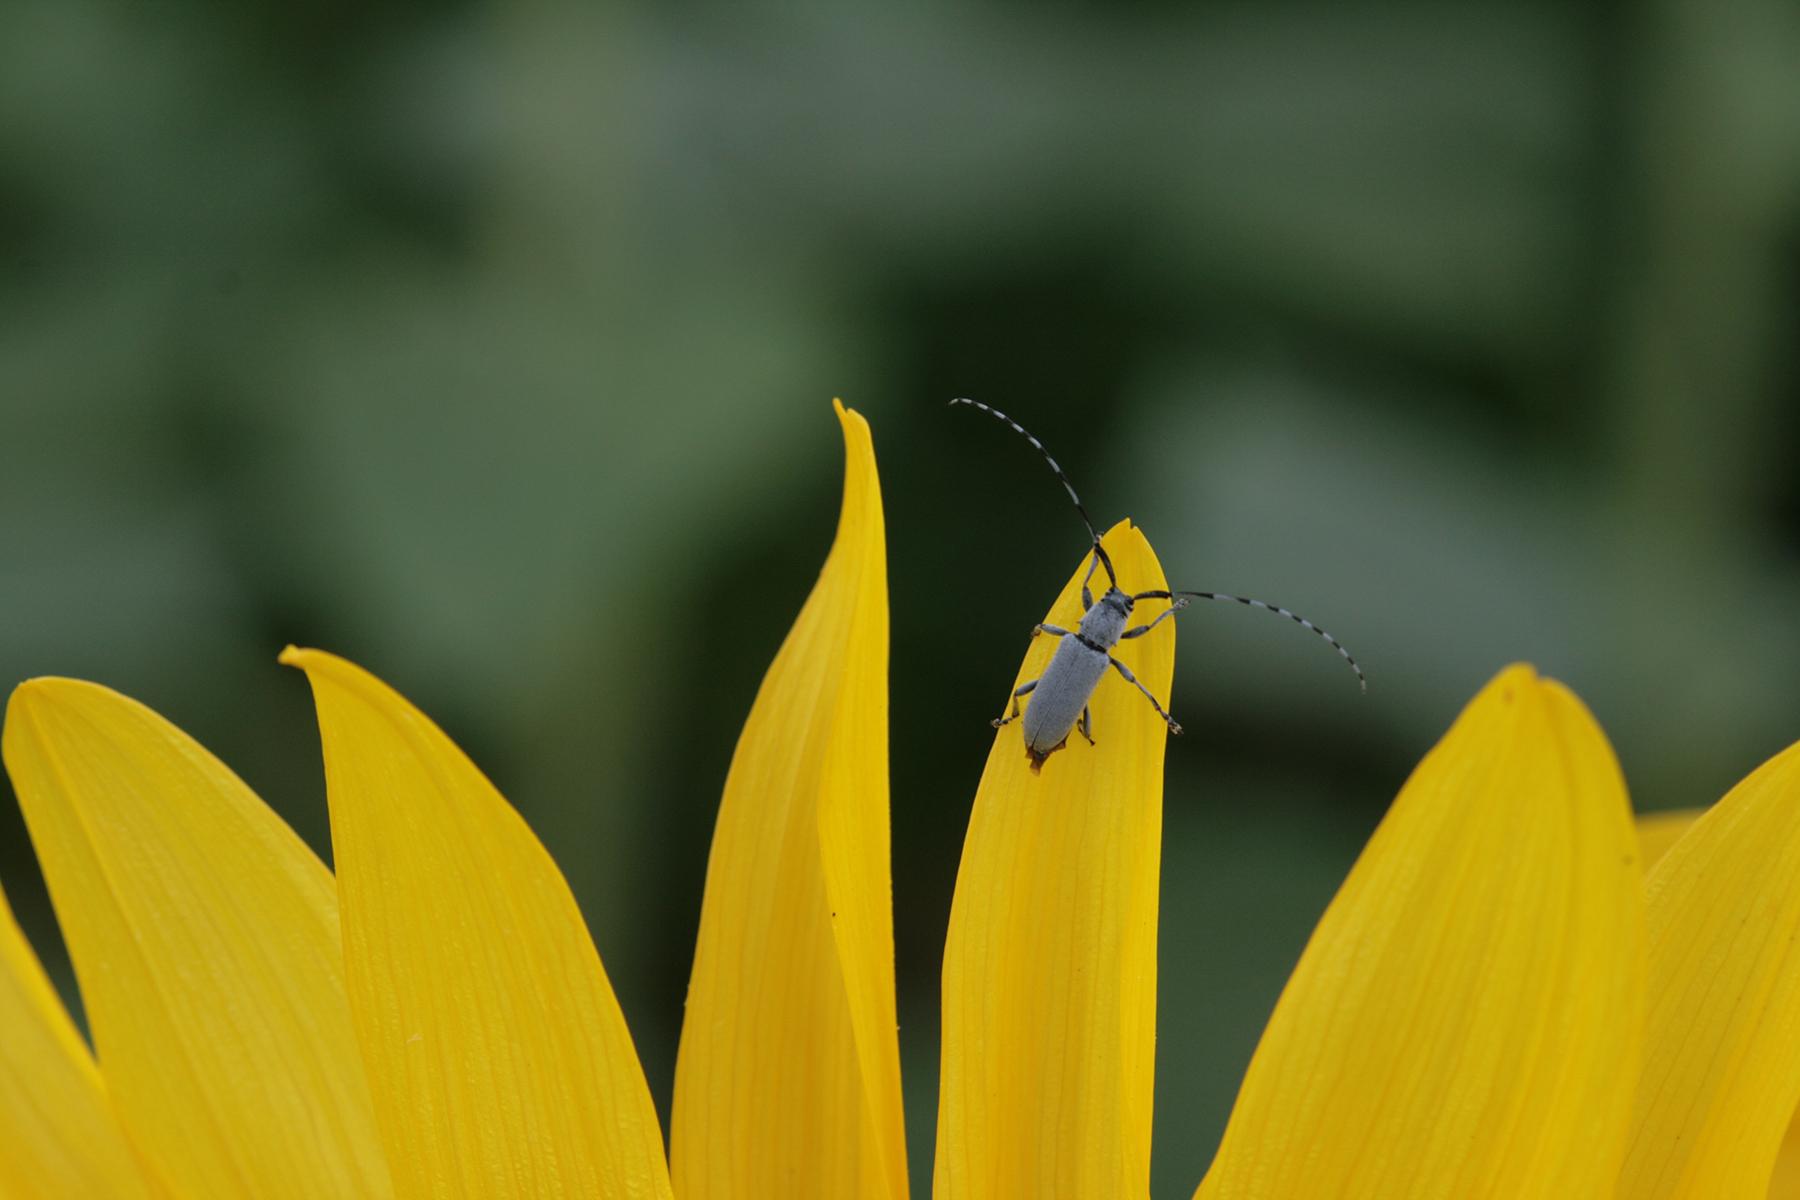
[2,0,1797,1193]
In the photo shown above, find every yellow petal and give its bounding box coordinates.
[2,679,392,1199]
[0,881,167,1199]
[1771,1122,1800,1199]
[1636,808,1705,872]
[282,646,672,1200]
[672,401,906,1199]
[1629,801,1800,1200]
[934,520,1172,1200]
[1198,666,1645,1199]
[1618,739,1800,1199]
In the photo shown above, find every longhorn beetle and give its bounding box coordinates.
[952,397,1363,771]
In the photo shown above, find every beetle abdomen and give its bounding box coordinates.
[1022,636,1109,758]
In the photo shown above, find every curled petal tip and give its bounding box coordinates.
[279,646,349,676]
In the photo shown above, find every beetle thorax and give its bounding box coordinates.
[1077,588,1132,649]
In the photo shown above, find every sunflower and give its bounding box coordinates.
[3,402,1799,1199]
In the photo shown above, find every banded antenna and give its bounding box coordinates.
[950,398,1117,588]
[1133,588,1367,693]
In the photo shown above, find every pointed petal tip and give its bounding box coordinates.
[8,676,47,703]
[5,678,135,756]
[1486,662,1542,691]
[278,647,360,693]
[1100,516,1143,551]
[8,676,93,711]
[279,648,380,696]
[835,398,871,444]
[4,679,43,730]
[1461,663,1551,721]
[277,644,319,669]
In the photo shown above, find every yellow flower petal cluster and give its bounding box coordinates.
[3,402,1800,1199]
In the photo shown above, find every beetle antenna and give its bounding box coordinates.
[951,397,1117,587]
[1134,588,1366,692]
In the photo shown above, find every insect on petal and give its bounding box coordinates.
[0,881,168,1199]
[1196,666,1646,1199]
[2,679,392,1200]
[672,400,907,1200]
[935,520,1172,1200]
[282,647,672,1200]
[1618,739,1800,1199]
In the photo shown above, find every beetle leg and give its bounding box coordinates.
[992,678,1039,728]
[1107,656,1182,734]
[1078,706,1094,744]
[1080,549,1103,611]
[1032,623,1072,639]
[1120,598,1189,639]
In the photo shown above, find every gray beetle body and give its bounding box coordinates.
[1021,593,1126,758]
[997,560,1186,770]
[953,397,1363,771]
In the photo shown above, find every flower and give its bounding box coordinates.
[933,573,1796,1200]
[4,401,1800,1198]
[0,399,893,1200]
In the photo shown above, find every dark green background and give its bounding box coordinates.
[3,1,1797,1193]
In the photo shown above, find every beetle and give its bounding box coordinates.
[952,397,1363,770]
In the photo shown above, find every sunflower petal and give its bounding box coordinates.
[1618,740,1800,1199]
[282,647,672,1200]
[1771,1124,1800,1200]
[1635,808,1704,873]
[0,882,166,1199]
[934,521,1171,1200]
[1197,666,1645,1199]
[2,679,392,1199]
[672,401,905,1200]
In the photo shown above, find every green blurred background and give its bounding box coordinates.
[3,0,1798,1193]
